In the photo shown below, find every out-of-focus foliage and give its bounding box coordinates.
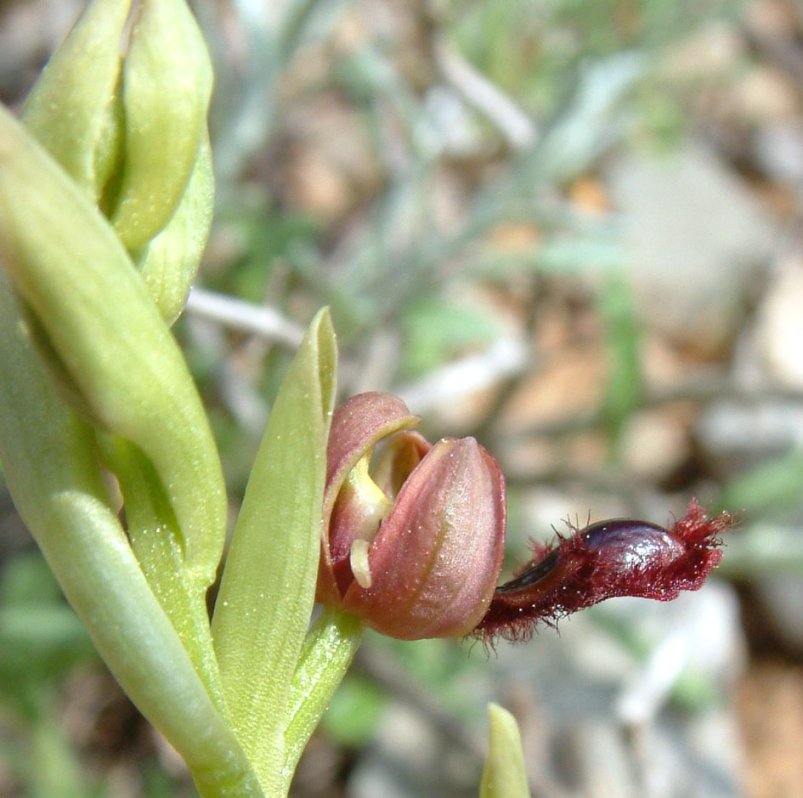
[0,553,97,796]
[0,554,94,717]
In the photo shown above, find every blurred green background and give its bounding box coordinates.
[3,0,803,795]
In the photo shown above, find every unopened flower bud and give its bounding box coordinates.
[110,0,213,255]
[21,0,213,324]
[22,0,130,202]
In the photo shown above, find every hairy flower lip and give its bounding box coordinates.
[494,548,559,594]
[474,499,736,644]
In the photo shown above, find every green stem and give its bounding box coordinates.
[279,609,365,792]
[48,494,262,798]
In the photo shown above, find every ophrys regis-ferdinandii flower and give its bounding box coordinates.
[318,393,736,643]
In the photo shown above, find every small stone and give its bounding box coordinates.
[609,145,777,353]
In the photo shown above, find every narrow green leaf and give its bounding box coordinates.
[717,522,803,578]
[212,309,337,793]
[718,449,803,517]
[29,716,88,798]
[0,105,226,593]
[400,296,501,378]
[320,674,384,747]
[480,704,531,798]
[98,435,226,710]
[599,273,642,455]
[0,605,93,682]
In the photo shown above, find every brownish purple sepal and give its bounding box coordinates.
[317,392,506,639]
[317,392,420,605]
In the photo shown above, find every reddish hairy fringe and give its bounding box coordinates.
[472,498,737,645]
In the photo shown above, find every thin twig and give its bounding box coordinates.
[184,316,269,435]
[395,337,529,414]
[185,287,305,348]
[432,39,537,151]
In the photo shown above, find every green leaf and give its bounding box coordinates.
[0,105,226,594]
[535,236,624,273]
[27,717,91,798]
[0,552,63,605]
[320,671,384,747]
[0,604,93,683]
[97,434,225,708]
[479,704,531,798]
[212,309,337,793]
[401,297,501,378]
[717,449,803,518]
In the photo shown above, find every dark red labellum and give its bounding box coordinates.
[473,499,735,644]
